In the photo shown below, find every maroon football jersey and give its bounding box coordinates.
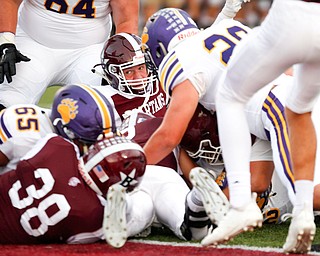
[0,135,104,244]
[110,87,167,121]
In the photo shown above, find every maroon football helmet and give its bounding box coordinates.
[80,135,147,196]
[99,32,159,97]
[180,104,222,166]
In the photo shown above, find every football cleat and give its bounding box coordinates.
[283,204,316,254]
[201,192,263,247]
[189,167,229,225]
[103,184,127,248]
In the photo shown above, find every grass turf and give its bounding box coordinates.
[139,223,320,250]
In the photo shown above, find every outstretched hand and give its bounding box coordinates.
[0,43,30,83]
[225,0,250,13]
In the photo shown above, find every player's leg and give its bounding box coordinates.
[126,189,155,237]
[213,1,296,246]
[142,165,191,240]
[188,167,229,241]
[283,62,320,253]
[312,98,320,211]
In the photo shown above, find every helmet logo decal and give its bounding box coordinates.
[68,177,81,187]
[93,164,109,183]
[57,98,79,124]
[119,168,138,188]
[141,30,149,49]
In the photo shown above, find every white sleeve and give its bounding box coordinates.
[188,73,207,98]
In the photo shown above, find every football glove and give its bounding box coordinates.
[0,43,30,83]
[224,0,251,15]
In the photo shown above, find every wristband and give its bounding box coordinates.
[0,32,15,45]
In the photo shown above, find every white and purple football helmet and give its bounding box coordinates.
[50,84,116,145]
[141,8,199,67]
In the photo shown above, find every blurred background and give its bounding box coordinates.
[139,0,273,33]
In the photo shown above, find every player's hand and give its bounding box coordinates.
[0,43,30,84]
[225,0,250,13]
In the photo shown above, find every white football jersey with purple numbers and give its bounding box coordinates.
[18,0,112,48]
[158,19,251,112]
[0,104,54,174]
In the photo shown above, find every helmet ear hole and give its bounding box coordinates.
[63,126,75,140]
[110,65,118,74]
[158,42,168,58]
[155,46,162,58]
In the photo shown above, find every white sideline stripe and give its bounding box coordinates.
[130,239,320,255]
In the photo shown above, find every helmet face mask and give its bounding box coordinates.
[108,62,153,96]
[180,104,223,167]
[141,8,199,67]
[50,84,116,150]
[80,135,147,196]
[186,139,223,166]
[100,32,159,98]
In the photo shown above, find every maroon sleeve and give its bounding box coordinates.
[0,136,104,244]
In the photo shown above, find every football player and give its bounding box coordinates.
[0,84,189,247]
[0,0,139,109]
[0,133,148,246]
[139,4,251,229]
[212,0,320,252]
[0,83,116,175]
[92,32,168,127]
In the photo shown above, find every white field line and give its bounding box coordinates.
[130,239,320,255]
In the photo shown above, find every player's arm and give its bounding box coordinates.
[143,80,199,165]
[0,0,21,34]
[110,0,139,34]
[0,0,30,84]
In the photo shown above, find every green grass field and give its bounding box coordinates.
[39,86,320,251]
[143,222,320,250]
[38,85,62,108]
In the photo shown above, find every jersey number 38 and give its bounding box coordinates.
[8,168,71,237]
